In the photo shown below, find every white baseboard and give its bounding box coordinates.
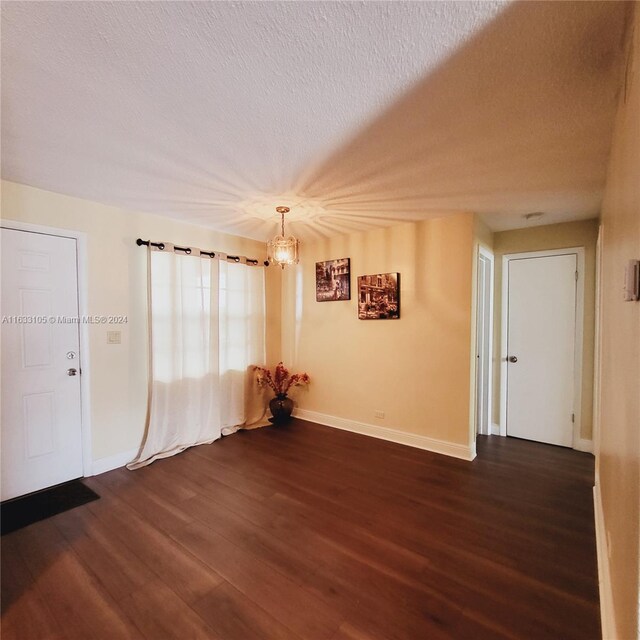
[89,448,138,476]
[594,483,617,640]
[491,423,500,435]
[575,438,594,453]
[293,408,476,461]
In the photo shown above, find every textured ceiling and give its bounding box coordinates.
[1,1,629,240]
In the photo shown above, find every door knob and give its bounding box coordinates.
[67,368,78,376]
[508,356,518,363]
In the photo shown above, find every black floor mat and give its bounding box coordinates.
[1,479,100,535]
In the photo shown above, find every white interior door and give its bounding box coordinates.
[506,253,577,447]
[1,228,84,501]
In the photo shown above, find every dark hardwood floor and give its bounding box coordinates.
[1,420,600,639]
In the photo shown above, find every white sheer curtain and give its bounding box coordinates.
[128,248,265,469]
[219,260,267,432]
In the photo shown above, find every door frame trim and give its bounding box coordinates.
[593,226,603,479]
[1,220,93,477]
[499,247,585,448]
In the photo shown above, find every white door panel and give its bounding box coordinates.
[1,228,84,501]
[506,254,576,447]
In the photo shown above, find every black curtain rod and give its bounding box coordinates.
[136,238,269,266]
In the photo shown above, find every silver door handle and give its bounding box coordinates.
[67,368,78,376]
[508,356,518,363]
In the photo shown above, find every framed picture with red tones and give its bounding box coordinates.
[357,273,400,319]
[316,258,350,301]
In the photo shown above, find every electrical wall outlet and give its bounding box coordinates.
[374,410,385,419]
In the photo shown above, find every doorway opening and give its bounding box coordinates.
[475,246,494,437]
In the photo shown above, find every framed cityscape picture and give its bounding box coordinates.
[316,258,351,301]
[357,273,400,319]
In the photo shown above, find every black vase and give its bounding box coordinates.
[269,394,294,423]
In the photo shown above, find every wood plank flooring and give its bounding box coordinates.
[1,420,600,639]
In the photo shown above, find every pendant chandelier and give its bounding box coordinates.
[267,206,299,268]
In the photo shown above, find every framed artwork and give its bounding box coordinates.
[357,273,400,319]
[316,258,351,301]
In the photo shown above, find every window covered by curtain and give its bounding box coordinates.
[128,248,266,469]
[219,260,266,430]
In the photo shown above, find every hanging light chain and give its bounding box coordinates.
[276,206,290,237]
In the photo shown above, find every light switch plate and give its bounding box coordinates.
[107,331,121,344]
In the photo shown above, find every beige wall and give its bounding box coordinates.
[282,213,476,449]
[0,180,282,462]
[474,216,494,251]
[491,219,599,441]
[597,5,640,638]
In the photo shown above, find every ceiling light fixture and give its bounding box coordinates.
[267,206,299,268]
